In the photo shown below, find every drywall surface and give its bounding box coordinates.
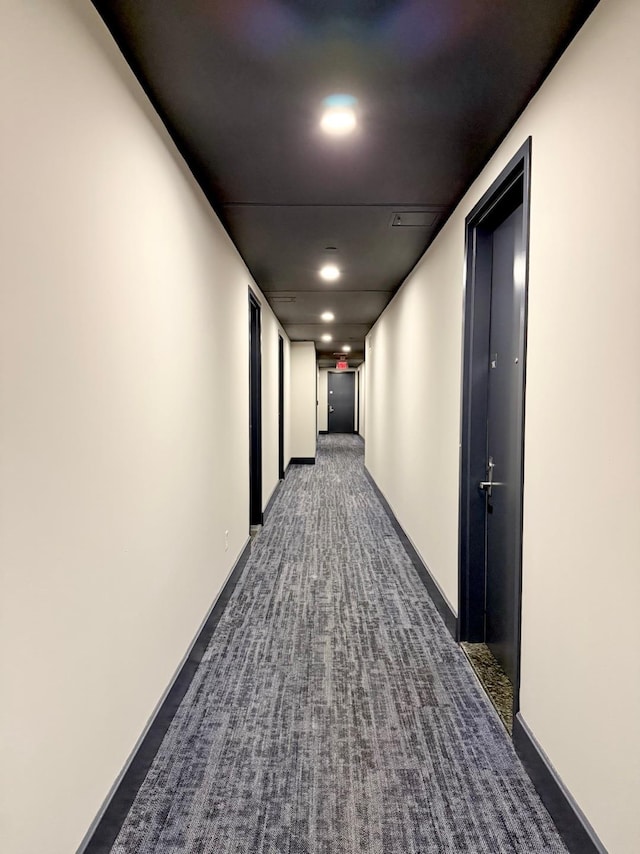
[290,343,317,458]
[365,216,462,611]
[365,1,640,851]
[0,1,284,851]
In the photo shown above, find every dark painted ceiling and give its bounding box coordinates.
[92,0,598,366]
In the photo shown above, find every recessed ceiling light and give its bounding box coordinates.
[321,108,356,136]
[321,311,335,322]
[320,94,358,137]
[321,334,332,342]
[319,264,340,281]
[342,345,352,352]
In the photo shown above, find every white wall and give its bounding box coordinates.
[0,2,288,852]
[365,1,640,852]
[290,343,317,459]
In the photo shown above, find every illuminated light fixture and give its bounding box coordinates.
[320,94,358,137]
[321,311,335,322]
[319,264,340,281]
[342,345,352,353]
[321,333,332,342]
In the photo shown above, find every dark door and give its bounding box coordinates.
[483,203,525,686]
[249,292,262,526]
[328,372,355,433]
[278,335,285,480]
[459,139,531,721]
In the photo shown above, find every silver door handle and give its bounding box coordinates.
[479,456,498,496]
[329,406,334,412]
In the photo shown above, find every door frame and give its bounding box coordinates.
[327,370,356,433]
[249,290,262,526]
[278,334,285,480]
[458,137,532,716]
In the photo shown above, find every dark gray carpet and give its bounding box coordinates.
[111,435,567,854]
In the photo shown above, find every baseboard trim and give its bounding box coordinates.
[513,713,607,854]
[289,456,316,465]
[78,539,253,854]
[364,467,457,640]
[318,430,328,434]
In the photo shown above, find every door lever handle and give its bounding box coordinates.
[480,480,503,490]
[479,456,500,496]
[329,406,334,412]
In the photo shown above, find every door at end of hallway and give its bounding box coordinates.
[328,371,356,433]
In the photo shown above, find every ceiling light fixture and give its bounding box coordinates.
[321,334,332,342]
[320,94,358,137]
[342,345,352,352]
[319,264,340,281]
[321,311,335,322]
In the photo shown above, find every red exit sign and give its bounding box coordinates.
[336,360,349,370]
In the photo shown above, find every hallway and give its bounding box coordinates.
[111,436,566,854]
[4,4,639,851]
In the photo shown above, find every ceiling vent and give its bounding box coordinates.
[390,211,438,228]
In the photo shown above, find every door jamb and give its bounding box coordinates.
[249,290,263,526]
[327,370,356,434]
[278,335,285,480]
[458,137,532,718]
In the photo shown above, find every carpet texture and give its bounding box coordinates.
[111,435,567,854]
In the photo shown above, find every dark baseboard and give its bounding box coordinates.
[319,430,328,434]
[513,714,607,854]
[78,540,253,854]
[364,467,457,640]
[289,456,316,465]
